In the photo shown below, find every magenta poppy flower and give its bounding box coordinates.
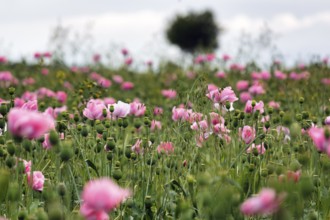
[80,178,130,220]
[240,188,284,216]
[27,171,45,191]
[121,81,134,90]
[8,108,55,139]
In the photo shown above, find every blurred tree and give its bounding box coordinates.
[166,10,221,53]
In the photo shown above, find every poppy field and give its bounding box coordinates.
[0,52,330,220]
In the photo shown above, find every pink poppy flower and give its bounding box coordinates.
[157,142,174,154]
[121,82,134,90]
[172,107,188,122]
[268,101,280,109]
[241,126,256,144]
[21,100,38,111]
[93,54,101,62]
[80,178,131,220]
[274,70,287,80]
[240,92,252,103]
[121,48,129,56]
[150,120,162,131]
[83,99,107,120]
[103,97,116,105]
[308,127,330,152]
[153,107,163,116]
[124,57,133,65]
[236,80,249,91]
[112,75,124,84]
[98,78,112,88]
[248,83,265,96]
[246,143,266,155]
[321,78,330,86]
[27,171,45,191]
[130,102,146,117]
[22,77,36,86]
[206,86,238,104]
[43,52,52,58]
[131,139,143,154]
[244,100,264,114]
[194,55,205,64]
[8,108,55,139]
[0,56,7,63]
[240,188,284,216]
[286,170,301,183]
[56,91,67,103]
[222,54,231,61]
[162,89,177,99]
[215,71,226,78]
[206,53,215,62]
[41,68,49,75]
[112,101,130,118]
[42,133,52,150]
[325,116,330,125]
[14,98,25,108]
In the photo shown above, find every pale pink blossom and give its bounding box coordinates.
[112,101,130,118]
[325,116,330,125]
[112,75,124,84]
[41,68,49,75]
[215,71,226,78]
[268,101,280,109]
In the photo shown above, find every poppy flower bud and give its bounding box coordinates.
[113,168,122,180]
[57,183,67,197]
[7,141,15,156]
[8,87,15,95]
[60,145,73,162]
[49,130,59,145]
[0,104,7,116]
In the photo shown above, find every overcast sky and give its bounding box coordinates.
[1,0,330,66]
